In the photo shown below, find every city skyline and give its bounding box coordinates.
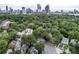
[0,0,79,11]
[0,4,79,12]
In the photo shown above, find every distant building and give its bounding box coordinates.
[61,10,63,13]
[22,7,26,14]
[9,7,13,13]
[6,6,8,12]
[68,11,74,14]
[26,8,33,14]
[0,8,1,13]
[12,9,20,14]
[55,11,60,13]
[45,4,50,13]
[42,9,46,13]
[37,4,41,12]
[1,20,10,29]
[0,8,1,12]
[74,9,79,14]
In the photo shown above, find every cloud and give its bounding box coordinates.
[0,0,79,7]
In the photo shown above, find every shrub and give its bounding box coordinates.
[35,43,44,54]
[22,35,36,46]
[0,40,8,53]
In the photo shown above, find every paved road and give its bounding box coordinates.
[43,42,56,54]
[37,38,57,54]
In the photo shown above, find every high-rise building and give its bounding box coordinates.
[61,10,63,13]
[22,7,26,14]
[45,4,50,13]
[22,7,25,10]
[0,8,1,13]
[74,9,79,14]
[9,7,13,13]
[0,8,1,11]
[37,4,41,12]
[6,6,8,12]
[26,8,33,13]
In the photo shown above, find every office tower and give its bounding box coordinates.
[45,4,50,13]
[26,8,33,13]
[6,6,8,12]
[74,9,79,14]
[37,4,41,12]
[22,7,26,14]
[9,7,13,13]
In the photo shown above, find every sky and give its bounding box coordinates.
[0,0,79,7]
[0,0,79,11]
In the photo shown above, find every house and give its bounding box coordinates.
[15,40,21,51]
[6,49,13,54]
[70,39,77,46]
[17,32,24,37]
[1,20,10,29]
[21,44,29,54]
[22,28,33,36]
[17,28,33,36]
[61,37,69,45]
[56,47,64,54]
[30,47,38,54]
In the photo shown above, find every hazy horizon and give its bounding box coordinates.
[0,4,79,12]
[0,0,79,11]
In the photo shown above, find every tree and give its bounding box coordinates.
[27,23,36,29]
[68,31,75,41]
[33,27,45,37]
[0,40,8,53]
[17,24,26,31]
[35,43,44,54]
[59,28,68,38]
[51,29,63,44]
[8,31,17,41]
[33,26,49,39]
[0,31,10,42]
[22,35,36,46]
[74,31,79,41]
[13,50,21,54]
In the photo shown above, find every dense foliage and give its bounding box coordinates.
[0,13,79,53]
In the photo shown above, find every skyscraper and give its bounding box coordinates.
[45,4,50,13]
[0,8,1,13]
[22,7,26,14]
[74,9,79,14]
[6,6,8,12]
[37,4,41,12]
[26,8,33,13]
[9,7,13,13]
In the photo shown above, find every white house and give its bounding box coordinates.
[56,47,64,54]
[61,37,69,45]
[17,28,33,36]
[22,28,33,36]
[70,39,77,46]
[6,49,13,54]
[1,20,10,29]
